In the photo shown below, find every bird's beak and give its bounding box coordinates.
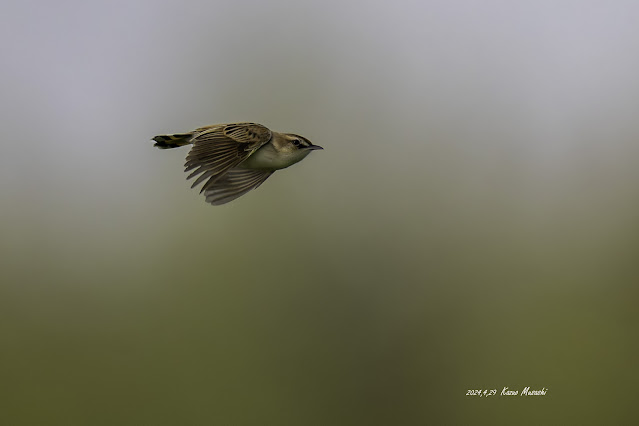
[306,144,323,150]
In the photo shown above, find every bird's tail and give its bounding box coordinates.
[152,132,194,149]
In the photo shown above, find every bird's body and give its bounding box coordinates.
[152,123,322,205]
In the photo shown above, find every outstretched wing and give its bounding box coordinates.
[184,123,272,192]
[203,168,274,205]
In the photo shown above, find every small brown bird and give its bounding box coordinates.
[153,122,323,205]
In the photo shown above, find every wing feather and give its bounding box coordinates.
[183,123,272,192]
[203,168,274,205]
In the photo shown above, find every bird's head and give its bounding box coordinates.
[282,134,323,154]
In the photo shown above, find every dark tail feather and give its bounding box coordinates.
[152,133,194,149]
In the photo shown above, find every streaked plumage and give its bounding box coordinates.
[152,123,322,205]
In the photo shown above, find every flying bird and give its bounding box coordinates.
[153,122,323,205]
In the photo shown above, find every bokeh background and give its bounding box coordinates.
[1,0,638,424]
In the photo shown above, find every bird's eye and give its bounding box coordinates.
[292,139,301,147]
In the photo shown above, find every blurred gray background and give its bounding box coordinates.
[1,0,637,424]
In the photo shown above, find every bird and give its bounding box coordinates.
[152,122,323,205]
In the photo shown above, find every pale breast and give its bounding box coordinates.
[239,143,310,171]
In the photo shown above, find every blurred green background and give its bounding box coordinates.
[1,0,638,424]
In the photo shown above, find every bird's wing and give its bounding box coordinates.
[184,123,272,192]
[203,168,274,205]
